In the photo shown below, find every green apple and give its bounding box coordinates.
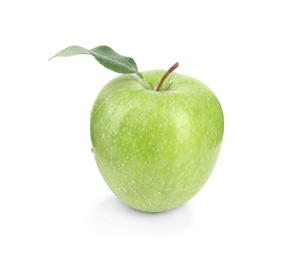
[50,46,224,213]
[90,69,223,212]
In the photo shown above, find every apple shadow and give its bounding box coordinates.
[90,195,196,236]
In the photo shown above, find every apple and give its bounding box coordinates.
[50,46,224,213]
[90,66,223,212]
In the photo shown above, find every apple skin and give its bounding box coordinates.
[90,71,224,212]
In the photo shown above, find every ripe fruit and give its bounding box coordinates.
[50,45,224,212]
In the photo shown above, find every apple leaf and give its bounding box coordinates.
[90,46,138,74]
[49,45,138,74]
[48,46,91,59]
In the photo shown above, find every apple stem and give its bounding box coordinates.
[156,62,179,91]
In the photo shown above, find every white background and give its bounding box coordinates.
[1,0,295,259]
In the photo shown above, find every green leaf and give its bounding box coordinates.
[48,46,91,60]
[90,46,138,74]
[49,45,138,74]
